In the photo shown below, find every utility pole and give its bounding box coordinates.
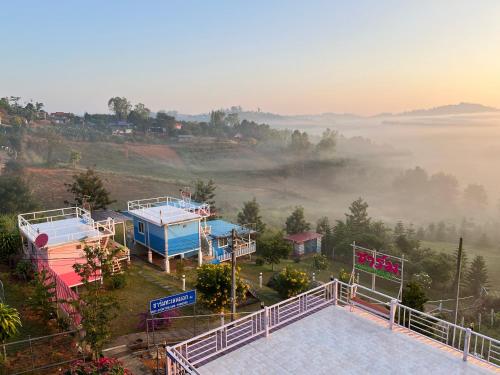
[454,237,463,326]
[231,228,237,321]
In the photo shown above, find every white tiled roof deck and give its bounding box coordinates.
[200,305,496,375]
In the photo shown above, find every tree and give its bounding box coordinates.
[345,198,370,232]
[65,168,115,210]
[69,150,81,169]
[402,282,428,311]
[312,254,328,272]
[0,176,38,214]
[196,264,248,312]
[258,230,292,270]
[465,256,489,297]
[192,179,217,209]
[463,184,488,213]
[285,206,310,234]
[209,110,226,127]
[272,267,309,299]
[315,128,337,159]
[107,97,131,121]
[29,269,57,321]
[73,245,118,359]
[237,198,265,233]
[128,103,151,133]
[0,303,21,359]
[316,217,333,256]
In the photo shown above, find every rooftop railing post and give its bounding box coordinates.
[333,279,338,306]
[264,306,270,337]
[463,328,471,361]
[389,299,398,330]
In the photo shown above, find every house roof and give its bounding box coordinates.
[204,219,251,239]
[283,231,323,244]
[128,204,201,226]
[91,209,130,224]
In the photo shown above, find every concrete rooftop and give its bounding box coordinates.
[200,305,494,375]
[30,217,100,246]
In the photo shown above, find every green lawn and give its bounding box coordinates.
[0,267,55,341]
[421,240,500,290]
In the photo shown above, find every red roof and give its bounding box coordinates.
[58,271,101,288]
[283,231,323,244]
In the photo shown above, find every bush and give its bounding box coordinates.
[15,260,33,281]
[65,357,131,374]
[105,273,127,290]
[338,268,350,283]
[255,258,264,266]
[312,254,328,271]
[292,255,301,263]
[271,267,309,299]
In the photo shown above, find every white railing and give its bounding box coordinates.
[18,207,115,246]
[470,330,500,366]
[167,280,500,371]
[170,281,336,369]
[165,348,201,375]
[217,242,256,262]
[127,196,211,219]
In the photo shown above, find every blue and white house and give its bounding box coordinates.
[127,196,210,273]
[203,219,256,264]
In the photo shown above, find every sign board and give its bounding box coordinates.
[354,251,401,281]
[150,290,196,315]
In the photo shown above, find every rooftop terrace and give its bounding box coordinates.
[166,280,500,374]
[18,207,115,246]
[127,196,210,226]
[201,305,491,374]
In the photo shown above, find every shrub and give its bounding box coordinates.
[255,258,264,266]
[272,267,309,299]
[312,254,328,271]
[15,260,33,282]
[292,255,301,263]
[65,357,131,375]
[338,268,350,283]
[196,264,248,311]
[136,309,179,331]
[105,273,127,290]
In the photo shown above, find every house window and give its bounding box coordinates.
[138,221,145,234]
[218,237,228,248]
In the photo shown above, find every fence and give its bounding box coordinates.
[1,331,84,375]
[146,312,255,348]
[165,279,500,374]
[35,259,82,326]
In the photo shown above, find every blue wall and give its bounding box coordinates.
[133,218,166,255]
[133,217,200,256]
[167,220,200,256]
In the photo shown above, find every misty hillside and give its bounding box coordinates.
[395,102,499,117]
[175,102,498,128]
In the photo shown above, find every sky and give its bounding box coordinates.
[1,0,500,115]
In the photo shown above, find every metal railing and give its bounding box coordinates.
[166,280,500,372]
[2,330,83,375]
[18,207,115,245]
[217,242,256,262]
[169,281,336,370]
[127,196,211,219]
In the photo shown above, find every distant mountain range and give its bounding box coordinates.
[174,102,499,125]
[394,102,499,117]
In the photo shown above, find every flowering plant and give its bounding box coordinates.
[64,357,131,375]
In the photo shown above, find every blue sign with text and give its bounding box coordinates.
[150,290,196,315]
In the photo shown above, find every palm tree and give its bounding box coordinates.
[0,303,22,360]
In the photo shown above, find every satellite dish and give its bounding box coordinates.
[35,233,49,248]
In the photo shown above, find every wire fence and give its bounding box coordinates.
[1,331,84,375]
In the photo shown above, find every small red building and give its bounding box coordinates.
[284,231,323,256]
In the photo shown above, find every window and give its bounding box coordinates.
[218,237,228,248]
[138,221,145,234]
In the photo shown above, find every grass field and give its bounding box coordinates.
[421,240,500,290]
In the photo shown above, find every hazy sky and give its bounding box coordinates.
[1,1,500,115]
